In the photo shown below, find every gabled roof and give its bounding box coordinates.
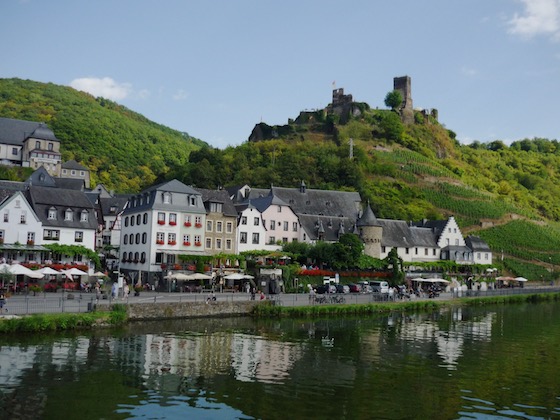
[26,167,57,187]
[54,178,85,190]
[194,187,238,217]
[62,160,88,170]
[26,185,97,229]
[298,214,354,242]
[143,179,200,195]
[465,235,491,252]
[250,194,290,214]
[378,219,437,248]
[0,117,59,145]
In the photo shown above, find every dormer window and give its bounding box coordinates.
[80,210,89,222]
[190,196,196,206]
[162,192,171,204]
[65,209,73,221]
[48,207,57,220]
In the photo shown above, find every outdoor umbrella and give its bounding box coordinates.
[9,264,44,279]
[38,267,61,276]
[187,273,213,280]
[224,273,246,280]
[514,276,528,282]
[170,273,191,281]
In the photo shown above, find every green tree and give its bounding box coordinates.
[384,247,404,286]
[384,90,403,111]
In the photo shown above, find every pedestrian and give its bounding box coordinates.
[260,290,266,300]
[250,287,256,301]
[123,282,130,300]
[0,292,6,312]
[111,282,118,299]
[95,282,101,301]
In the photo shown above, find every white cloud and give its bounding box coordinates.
[508,0,560,39]
[461,66,479,77]
[69,77,132,101]
[172,89,188,100]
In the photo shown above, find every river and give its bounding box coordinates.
[1,301,559,419]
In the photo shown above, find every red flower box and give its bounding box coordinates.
[183,242,191,246]
[156,240,164,245]
[168,241,177,245]
[184,222,192,227]
[195,242,201,247]
[195,223,202,228]
[158,220,165,225]
[169,221,177,226]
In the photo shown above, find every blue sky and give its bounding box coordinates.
[1,0,560,149]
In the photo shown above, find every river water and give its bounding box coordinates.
[1,302,560,419]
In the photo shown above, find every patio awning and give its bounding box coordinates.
[0,244,49,251]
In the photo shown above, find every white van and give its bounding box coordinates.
[369,280,389,294]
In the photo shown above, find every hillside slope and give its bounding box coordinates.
[0,78,206,191]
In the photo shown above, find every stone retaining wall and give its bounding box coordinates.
[100,301,261,320]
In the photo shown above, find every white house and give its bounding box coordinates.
[235,202,267,253]
[119,179,208,283]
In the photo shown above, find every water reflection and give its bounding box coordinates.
[1,303,560,419]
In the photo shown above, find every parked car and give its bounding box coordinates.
[335,284,350,294]
[313,284,330,294]
[369,280,390,294]
[328,284,337,294]
[348,283,361,293]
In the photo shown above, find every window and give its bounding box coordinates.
[65,209,73,221]
[226,239,232,250]
[190,196,196,206]
[209,202,223,213]
[405,248,409,254]
[168,233,176,244]
[157,212,165,224]
[415,248,418,255]
[241,216,247,225]
[143,213,148,224]
[124,216,129,227]
[162,192,171,204]
[254,217,259,226]
[136,214,141,225]
[156,232,165,244]
[43,229,60,240]
[195,216,202,225]
[184,215,192,225]
[135,233,140,244]
[269,236,276,244]
[27,232,35,243]
[433,249,436,256]
[169,213,177,225]
[80,210,88,222]
[240,232,247,244]
[48,207,57,220]
[71,170,76,176]
[142,233,147,244]
[124,235,128,245]
[35,141,41,149]
[216,238,222,249]
[216,221,222,232]
[12,147,17,156]
[75,231,83,242]
[292,222,298,232]
[252,233,259,244]
[205,238,211,248]
[194,235,201,244]
[382,246,386,253]
[48,143,53,151]
[277,206,282,212]
[80,171,85,176]
[20,211,27,224]
[424,248,428,256]
[455,239,459,245]
[484,253,489,260]
[183,234,190,243]
[283,221,288,231]
[282,237,288,243]
[270,220,276,230]
[0,230,4,241]
[206,220,213,231]
[226,222,232,233]
[131,216,135,226]
[3,211,7,222]
[155,252,163,264]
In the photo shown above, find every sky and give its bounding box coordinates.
[1,0,560,149]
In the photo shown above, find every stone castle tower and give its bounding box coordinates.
[393,76,414,124]
[357,203,383,259]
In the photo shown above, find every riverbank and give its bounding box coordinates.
[2,291,560,334]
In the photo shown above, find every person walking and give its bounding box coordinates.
[123,282,130,300]
[0,292,6,312]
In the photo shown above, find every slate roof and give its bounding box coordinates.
[26,185,97,230]
[194,187,238,217]
[0,117,59,145]
[125,179,204,213]
[298,214,352,241]
[411,219,448,237]
[357,203,380,227]
[61,160,88,170]
[377,219,438,248]
[54,178,85,190]
[465,235,491,252]
[249,194,290,214]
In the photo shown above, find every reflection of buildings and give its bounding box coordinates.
[397,310,495,369]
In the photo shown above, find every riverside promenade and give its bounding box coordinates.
[2,285,560,317]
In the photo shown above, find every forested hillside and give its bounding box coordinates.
[2,78,560,280]
[0,78,206,191]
